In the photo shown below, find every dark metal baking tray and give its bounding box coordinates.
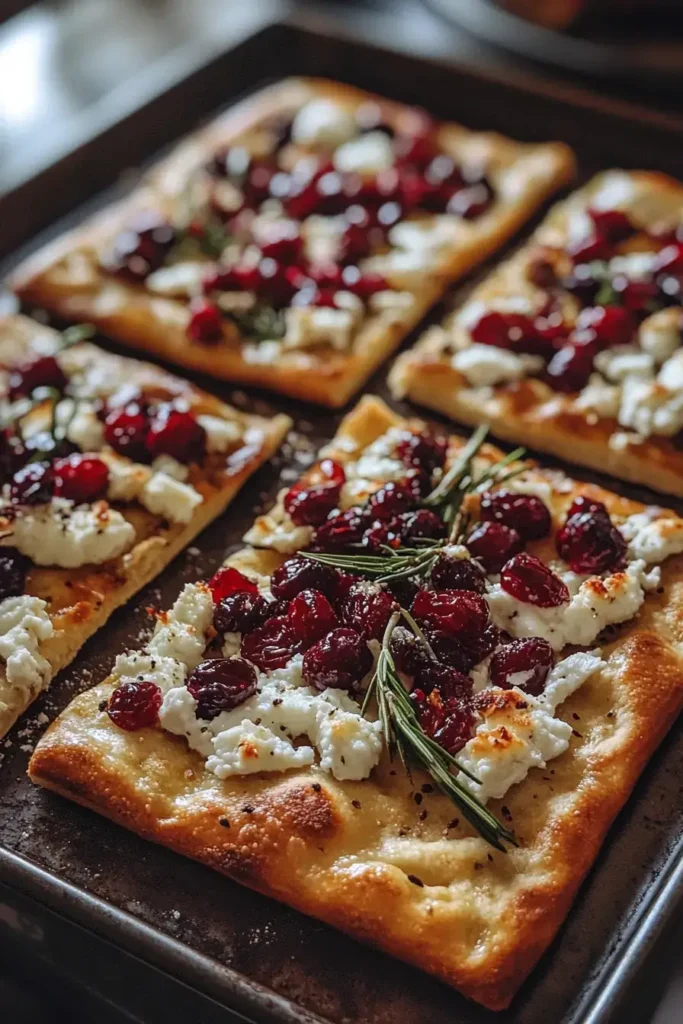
[2,13,683,1024]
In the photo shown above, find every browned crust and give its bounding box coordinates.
[0,315,291,736]
[29,396,683,1009]
[390,169,683,495]
[11,78,574,408]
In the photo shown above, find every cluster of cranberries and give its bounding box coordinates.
[475,210,683,393]
[102,399,207,465]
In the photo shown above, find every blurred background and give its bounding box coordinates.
[1,0,683,1020]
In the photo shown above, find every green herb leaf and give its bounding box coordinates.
[224,303,286,342]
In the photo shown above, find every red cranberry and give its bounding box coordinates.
[340,583,397,641]
[368,479,418,521]
[545,337,597,392]
[110,213,175,280]
[107,680,162,730]
[613,276,660,314]
[258,220,303,262]
[0,429,28,481]
[279,170,323,221]
[562,264,603,305]
[255,257,300,308]
[270,557,340,602]
[302,627,372,691]
[470,311,545,357]
[394,126,436,168]
[411,588,489,639]
[307,262,345,289]
[500,553,569,607]
[430,554,486,594]
[312,507,371,552]
[489,637,554,696]
[187,300,224,344]
[214,592,270,635]
[575,305,635,348]
[288,588,338,646]
[187,657,257,720]
[390,626,433,676]
[10,462,55,504]
[104,403,150,462]
[556,497,627,574]
[396,431,448,476]
[466,521,523,573]
[339,221,373,264]
[397,509,446,544]
[340,265,388,299]
[53,454,109,503]
[423,629,477,675]
[460,623,501,667]
[146,408,206,464]
[568,234,612,264]
[416,661,473,700]
[284,458,345,527]
[209,566,258,603]
[244,160,276,204]
[8,355,68,400]
[0,549,30,600]
[653,242,683,276]
[410,686,474,754]
[363,518,402,553]
[588,207,634,243]
[479,490,551,541]
[446,181,493,220]
[241,616,302,671]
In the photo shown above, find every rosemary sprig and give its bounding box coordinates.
[364,612,517,852]
[61,323,96,347]
[224,302,286,342]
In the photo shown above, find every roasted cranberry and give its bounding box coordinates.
[187,300,224,344]
[396,431,448,477]
[214,592,270,635]
[461,623,501,667]
[288,588,338,646]
[575,305,635,348]
[588,207,634,243]
[368,479,418,521]
[53,454,109,503]
[312,507,371,552]
[410,686,473,754]
[545,337,597,392]
[104,403,150,462]
[613,276,660,314]
[390,625,432,676]
[416,661,473,700]
[270,556,340,601]
[241,616,302,671]
[500,553,569,607]
[187,658,257,720]
[279,171,323,221]
[385,574,421,610]
[284,458,345,527]
[307,262,345,289]
[339,221,372,264]
[556,497,627,574]
[466,521,523,573]
[0,429,27,481]
[527,256,558,289]
[340,583,397,641]
[110,213,175,280]
[568,233,612,264]
[107,680,162,730]
[302,627,372,691]
[340,265,388,299]
[258,220,303,262]
[470,311,546,357]
[363,518,402,553]
[447,181,493,220]
[423,629,476,675]
[8,355,67,400]
[255,257,300,308]
[479,490,551,541]
[430,554,486,594]
[9,462,55,505]
[209,566,258,603]
[146,408,206,464]
[394,125,436,168]
[412,588,489,639]
[654,242,683,276]
[0,549,30,600]
[561,264,602,305]
[489,637,554,695]
[397,509,446,544]
[244,159,276,204]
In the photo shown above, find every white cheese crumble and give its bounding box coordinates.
[147,583,214,671]
[65,402,105,451]
[145,261,206,297]
[140,472,203,524]
[639,308,682,364]
[196,414,242,453]
[618,376,683,438]
[619,511,683,565]
[113,652,187,695]
[11,500,135,568]
[243,499,314,554]
[452,344,543,387]
[283,306,358,351]
[333,131,394,174]
[150,455,189,482]
[208,720,316,777]
[594,346,655,383]
[0,595,54,697]
[291,98,358,148]
[575,375,621,419]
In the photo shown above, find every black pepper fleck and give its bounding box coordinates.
[242,804,254,814]
[352,799,361,809]
[219,817,231,828]
[413,792,423,805]
[407,874,424,887]
[311,782,321,792]
[98,700,108,712]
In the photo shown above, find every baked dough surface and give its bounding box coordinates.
[29,396,683,1009]
[390,170,683,495]
[11,78,574,407]
[0,315,290,736]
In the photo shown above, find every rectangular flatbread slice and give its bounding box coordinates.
[29,394,683,1009]
[390,169,683,496]
[0,314,290,736]
[11,78,573,407]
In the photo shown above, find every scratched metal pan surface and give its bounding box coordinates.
[1,16,683,1024]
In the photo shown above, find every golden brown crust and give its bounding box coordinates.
[390,170,683,495]
[29,396,683,1009]
[11,78,574,408]
[0,315,290,736]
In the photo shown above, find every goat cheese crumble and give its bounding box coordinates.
[0,595,54,698]
[11,500,135,568]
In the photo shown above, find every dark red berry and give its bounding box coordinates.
[107,680,162,730]
[0,429,28,481]
[187,658,257,720]
[270,556,340,601]
[415,661,473,700]
[258,220,303,262]
[568,233,612,264]
[470,311,546,356]
[466,521,523,573]
[385,575,421,610]
[479,490,551,541]
[588,207,634,243]
[340,583,397,641]
[209,566,258,603]
[241,616,302,671]
[390,626,433,676]
[213,592,270,635]
[368,479,418,521]
[103,403,150,462]
[397,509,446,544]
[430,554,486,594]
[575,305,635,348]
[302,627,372,691]
[500,553,569,608]
[363,518,403,553]
[312,507,371,552]
[394,125,436,168]
[410,686,473,754]
[411,588,489,639]
[284,458,345,527]
[613,276,660,314]
[53,454,109,503]
[489,637,554,695]
[8,355,67,400]
[423,629,477,675]
[146,408,206,464]
[461,623,501,667]
[0,549,30,600]
[556,498,627,575]
[545,337,597,392]
[288,589,338,647]
[9,462,55,505]
[340,265,388,299]
[396,431,448,477]
[446,181,493,220]
[187,300,224,344]
[110,213,175,280]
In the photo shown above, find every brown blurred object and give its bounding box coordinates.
[502,0,683,29]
